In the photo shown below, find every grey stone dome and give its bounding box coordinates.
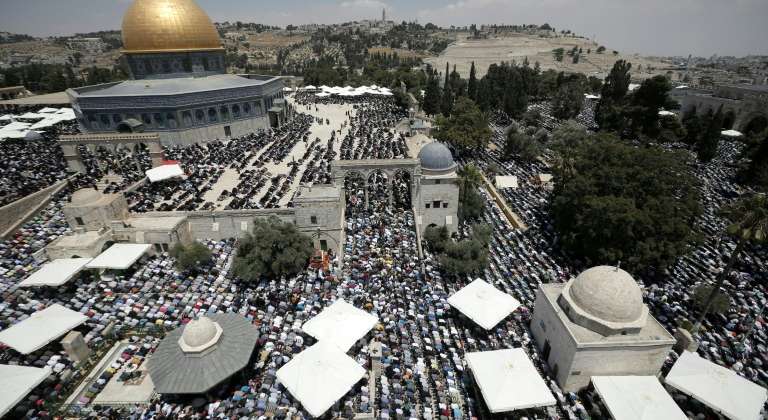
[418,142,457,173]
[71,188,104,206]
[568,266,644,323]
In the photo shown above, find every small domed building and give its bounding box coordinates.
[530,266,675,391]
[416,142,460,234]
[148,314,259,394]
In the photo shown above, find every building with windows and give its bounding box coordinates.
[66,0,288,145]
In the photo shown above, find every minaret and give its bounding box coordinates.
[382,8,386,22]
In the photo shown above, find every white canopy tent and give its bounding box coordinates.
[495,176,519,190]
[18,258,92,288]
[666,351,768,420]
[722,129,744,138]
[448,279,520,330]
[0,365,52,417]
[146,164,185,183]
[466,348,556,413]
[86,243,152,270]
[276,342,366,417]
[0,304,88,354]
[592,376,687,420]
[302,299,378,351]
[658,110,676,117]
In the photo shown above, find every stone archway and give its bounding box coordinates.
[392,169,412,209]
[344,171,366,214]
[367,169,390,211]
[722,110,737,130]
[332,159,421,205]
[59,133,165,174]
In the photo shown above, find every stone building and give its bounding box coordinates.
[416,142,460,234]
[676,84,768,135]
[66,0,289,146]
[46,185,344,259]
[530,266,675,391]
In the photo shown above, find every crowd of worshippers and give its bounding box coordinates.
[0,112,79,206]
[2,98,767,419]
[293,93,409,161]
[126,95,409,213]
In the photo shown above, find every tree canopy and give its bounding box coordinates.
[550,133,702,273]
[425,224,492,278]
[170,241,212,272]
[434,97,492,155]
[233,216,314,281]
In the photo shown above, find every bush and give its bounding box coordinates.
[170,241,212,272]
[233,216,314,281]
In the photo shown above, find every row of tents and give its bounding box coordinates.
[0,107,77,140]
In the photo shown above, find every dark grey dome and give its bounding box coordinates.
[418,142,457,172]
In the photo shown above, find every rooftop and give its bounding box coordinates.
[75,74,277,98]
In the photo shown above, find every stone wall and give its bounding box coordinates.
[0,178,71,240]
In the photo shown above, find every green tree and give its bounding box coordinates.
[170,241,213,272]
[693,285,730,315]
[738,130,768,192]
[692,193,768,333]
[696,107,724,162]
[551,76,585,120]
[457,164,486,222]
[625,75,674,138]
[551,133,701,273]
[233,216,314,281]
[423,225,449,253]
[423,65,442,116]
[434,97,492,155]
[552,48,565,62]
[467,61,478,101]
[595,60,632,132]
[437,224,492,278]
[505,127,542,161]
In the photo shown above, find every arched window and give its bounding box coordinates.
[166,113,177,129]
[232,104,241,118]
[100,114,111,128]
[220,106,230,121]
[141,113,152,125]
[153,113,165,128]
[112,114,122,124]
[195,109,205,123]
[208,108,218,123]
[243,103,251,115]
[182,111,193,127]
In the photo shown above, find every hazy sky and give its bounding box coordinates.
[1,0,767,57]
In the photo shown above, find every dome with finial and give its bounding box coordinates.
[418,142,457,174]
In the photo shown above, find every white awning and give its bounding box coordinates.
[86,243,151,270]
[276,342,366,417]
[302,300,378,351]
[666,351,768,420]
[592,376,687,420]
[146,164,184,183]
[722,129,743,138]
[0,365,52,417]
[628,83,641,91]
[466,348,556,413]
[495,176,519,190]
[658,110,676,117]
[448,279,520,330]
[0,304,87,354]
[585,94,601,99]
[18,258,92,288]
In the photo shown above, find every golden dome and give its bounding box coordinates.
[121,0,223,54]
